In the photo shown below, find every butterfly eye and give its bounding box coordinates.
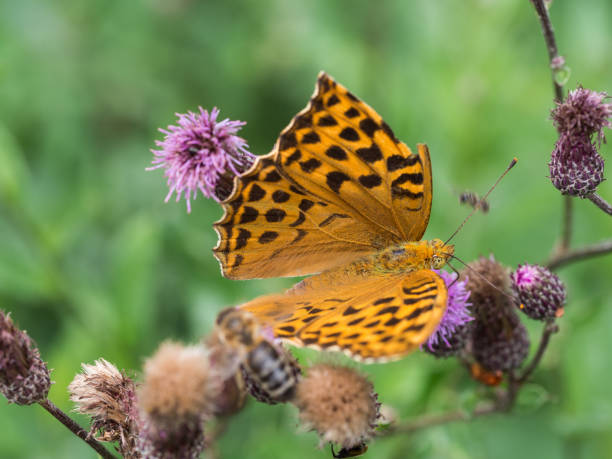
[431,255,444,269]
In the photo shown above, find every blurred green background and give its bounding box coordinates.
[1,0,611,458]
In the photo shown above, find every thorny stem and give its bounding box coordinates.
[39,399,116,459]
[588,193,612,215]
[546,239,612,270]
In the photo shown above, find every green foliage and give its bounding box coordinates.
[1,0,611,457]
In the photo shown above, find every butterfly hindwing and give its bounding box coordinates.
[241,269,447,362]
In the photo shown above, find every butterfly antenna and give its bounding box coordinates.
[450,254,522,307]
[444,157,518,246]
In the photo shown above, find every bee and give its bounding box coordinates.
[459,191,489,213]
[215,307,299,403]
[331,443,368,458]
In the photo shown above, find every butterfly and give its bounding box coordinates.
[213,72,454,363]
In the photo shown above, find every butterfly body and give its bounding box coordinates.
[214,72,450,362]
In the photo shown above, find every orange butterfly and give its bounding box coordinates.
[213,72,454,363]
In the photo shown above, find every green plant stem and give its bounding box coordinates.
[588,193,612,215]
[561,196,572,251]
[517,320,559,384]
[39,399,115,459]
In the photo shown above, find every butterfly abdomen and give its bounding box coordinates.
[244,340,299,402]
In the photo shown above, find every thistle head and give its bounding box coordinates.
[424,270,473,358]
[511,264,566,320]
[148,107,255,212]
[0,311,51,405]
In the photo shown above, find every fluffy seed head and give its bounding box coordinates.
[552,86,612,144]
[0,311,51,405]
[424,270,473,357]
[148,107,255,212]
[69,359,138,455]
[295,364,380,450]
[139,341,221,422]
[511,264,567,320]
[549,134,604,198]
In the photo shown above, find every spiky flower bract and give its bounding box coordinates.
[424,270,473,358]
[149,107,255,212]
[0,311,51,405]
[511,264,567,320]
[69,359,139,457]
[462,256,530,373]
[549,134,604,197]
[552,86,612,144]
[295,364,379,451]
[138,341,222,458]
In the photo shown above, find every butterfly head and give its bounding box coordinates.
[215,307,259,348]
[429,238,454,269]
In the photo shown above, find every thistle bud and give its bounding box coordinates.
[0,311,51,405]
[511,264,566,320]
[462,257,530,373]
[549,134,604,198]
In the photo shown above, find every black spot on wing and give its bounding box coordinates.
[239,206,258,224]
[299,158,322,173]
[248,184,266,202]
[356,143,383,163]
[279,132,297,150]
[373,297,394,305]
[258,231,279,244]
[318,115,338,127]
[325,145,348,161]
[265,208,286,223]
[339,127,360,141]
[263,170,282,182]
[272,190,290,203]
[327,94,340,107]
[301,131,320,144]
[284,149,302,166]
[387,154,419,172]
[344,107,360,118]
[235,228,251,250]
[358,174,382,188]
[326,171,350,193]
[293,113,313,130]
[359,118,380,137]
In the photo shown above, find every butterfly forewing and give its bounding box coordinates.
[214,72,432,280]
[241,269,447,362]
[275,72,432,243]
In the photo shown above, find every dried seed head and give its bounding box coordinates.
[137,341,222,458]
[0,311,51,405]
[549,134,604,198]
[424,270,473,358]
[295,364,380,450]
[139,341,220,422]
[511,264,567,320]
[69,359,138,456]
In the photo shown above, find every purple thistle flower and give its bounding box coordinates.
[551,86,612,145]
[148,107,255,213]
[424,270,473,353]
